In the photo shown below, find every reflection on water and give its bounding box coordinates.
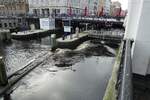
[11,56,114,100]
[0,37,51,75]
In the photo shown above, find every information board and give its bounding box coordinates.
[40,18,55,30]
[64,26,71,33]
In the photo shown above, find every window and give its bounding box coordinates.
[14,23,16,26]
[9,23,12,27]
[33,9,38,15]
[42,9,45,15]
[56,9,60,14]
[4,23,7,27]
[18,19,22,23]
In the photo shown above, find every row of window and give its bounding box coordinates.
[33,8,81,16]
[0,22,16,28]
[0,5,24,10]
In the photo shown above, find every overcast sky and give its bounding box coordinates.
[111,0,128,10]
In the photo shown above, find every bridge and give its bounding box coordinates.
[55,16,124,28]
[26,15,124,30]
[55,16,124,23]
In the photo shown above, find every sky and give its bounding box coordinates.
[111,0,128,10]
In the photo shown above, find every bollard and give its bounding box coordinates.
[75,27,79,38]
[50,34,56,50]
[70,33,73,39]
[6,32,11,41]
[86,23,88,31]
[0,56,8,86]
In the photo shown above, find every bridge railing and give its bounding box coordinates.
[88,30,124,38]
[118,39,133,100]
[55,16,123,22]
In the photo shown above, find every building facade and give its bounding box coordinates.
[110,1,122,16]
[28,0,88,17]
[0,0,29,16]
[0,0,29,29]
[98,0,111,16]
[28,0,112,17]
[103,0,111,15]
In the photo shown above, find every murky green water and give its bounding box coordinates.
[0,29,122,100]
[10,56,114,100]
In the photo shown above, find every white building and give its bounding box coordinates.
[97,0,111,16]
[0,0,29,29]
[88,0,99,15]
[103,0,111,15]
[28,0,88,17]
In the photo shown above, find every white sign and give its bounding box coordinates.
[40,18,55,30]
[64,26,71,32]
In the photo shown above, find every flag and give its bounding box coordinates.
[99,7,103,16]
[67,0,72,16]
[69,6,72,16]
[84,6,88,16]
[118,7,122,16]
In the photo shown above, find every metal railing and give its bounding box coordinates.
[118,39,133,100]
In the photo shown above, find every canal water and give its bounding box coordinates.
[0,36,51,75]
[11,56,114,100]
[0,29,122,100]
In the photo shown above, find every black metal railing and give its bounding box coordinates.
[118,39,133,100]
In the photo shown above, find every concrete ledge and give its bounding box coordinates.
[56,32,89,49]
[11,28,63,40]
[0,30,11,42]
[103,42,123,100]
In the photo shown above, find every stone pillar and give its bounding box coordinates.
[0,56,8,86]
[126,0,150,75]
[85,23,88,31]
[124,0,142,40]
[75,27,79,38]
[30,24,35,31]
[50,34,56,50]
[6,32,11,41]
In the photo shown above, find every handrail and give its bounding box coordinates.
[118,39,133,100]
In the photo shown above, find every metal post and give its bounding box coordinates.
[0,56,8,86]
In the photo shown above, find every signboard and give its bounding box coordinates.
[40,18,55,30]
[64,26,71,32]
